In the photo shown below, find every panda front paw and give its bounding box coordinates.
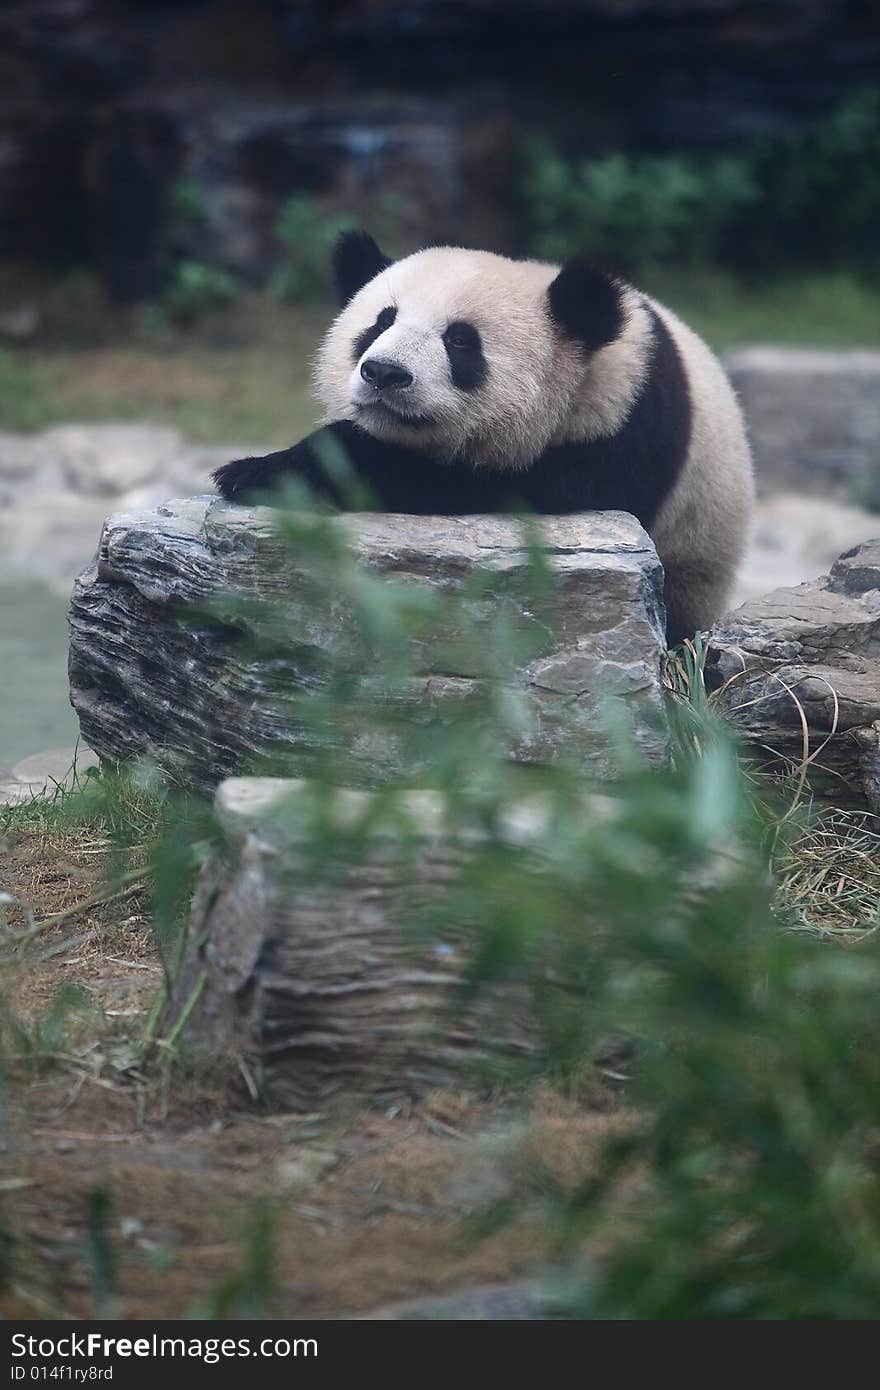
[213,455,280,503]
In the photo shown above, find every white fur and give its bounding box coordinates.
[315,246,753,634]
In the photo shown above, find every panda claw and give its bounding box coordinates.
[213,458,253,501]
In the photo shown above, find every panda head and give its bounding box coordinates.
[315,232,648,470]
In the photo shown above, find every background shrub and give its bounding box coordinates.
[521,87,880,280]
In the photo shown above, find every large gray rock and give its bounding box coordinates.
[725,347,880,504]
[68,497,668,792]
[709,539,880,811]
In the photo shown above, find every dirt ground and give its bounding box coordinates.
[0,828,624,1319]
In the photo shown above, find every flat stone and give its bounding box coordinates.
[47,423,186,498]
[11,746,99,790]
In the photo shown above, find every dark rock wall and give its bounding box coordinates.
[1,1,876,296]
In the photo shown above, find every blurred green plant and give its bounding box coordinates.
[849,469,880,515]
[522,86,880,279]
[0,347,48,430]
[0,982,93,1072]
[86,1188,117,1317]
[269,195,359,303]
[169,178,210,230]
[193,1198,280,1319]
[741,86,880,273]
[162,260,240,324]
[522,138,757,272]
[156,178,243,322]
[445,725,880,1318]
[270,192,404,303]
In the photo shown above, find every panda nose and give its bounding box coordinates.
[360,359,413,391]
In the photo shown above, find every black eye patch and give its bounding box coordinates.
[352,305,397,362]
[443,320,487,391]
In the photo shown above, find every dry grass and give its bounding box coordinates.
[4,1077,611,1319]
[2,781,876,1316]
[775,807,880,939]
[0,825,622,1319]
[0,824,156,1044]
[664,640,880,937]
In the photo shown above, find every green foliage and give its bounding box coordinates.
[742,86,880,272]
[522,138,757,272]
[157,180,244,323]
[269,195,359,303]
[544,758,880,1318]
[85,1188,117,1317]
[0,983,93,1069]
[849,467,880,515]
[162,260,240,323]
[193,1199,279,1319]
[491,746,880,1318]
[0,347,48,431]
[169,178,210,229]
[521,86,880,278]
[270,192,404,303]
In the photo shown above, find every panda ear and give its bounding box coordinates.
[547,257,625,353]
[333,231,392,306]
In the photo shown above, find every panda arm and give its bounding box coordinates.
[212,431,347,505]
[213,420,519,512]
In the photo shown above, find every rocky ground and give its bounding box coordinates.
[731,492,880,607]
[0,423,269,594]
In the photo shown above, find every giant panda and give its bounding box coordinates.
[214,232,753,645]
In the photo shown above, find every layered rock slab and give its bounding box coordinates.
[709,539,880,811]
[69,496,668,792]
